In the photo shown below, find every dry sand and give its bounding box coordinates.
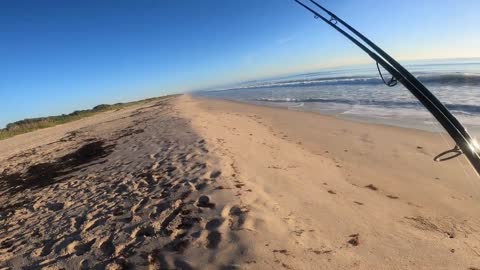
[1,95,480,269]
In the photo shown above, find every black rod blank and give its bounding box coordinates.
[294,0,480,176]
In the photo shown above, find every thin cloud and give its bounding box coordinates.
[276,35,296,45]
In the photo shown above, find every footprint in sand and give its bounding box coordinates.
[206,231,221,249]
[210,170,222,179]
[149,202,170,219]
[0,238,14,252]
[106,256,130,270]
[53,234,81,255]
[114,183,129,194]
[197,195,215,209]
[159,205,184,236]
[132,197,149,213]
[228,205,248,230]
[206,218,224,231]
[194,181,208,191]
[66,238,96,256]
[69,215,86,231]
[98,236,115,256]
[177,216,201,230]
[32,239,57,257]
[131,225,155,239]
[148,250,170,269]
[83,217,106,232]
[148,249,195,269]
[80,259,90,269]
[45,202,64,211]
[164,237,191,253]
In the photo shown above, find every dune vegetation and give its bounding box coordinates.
[0,95,175,140]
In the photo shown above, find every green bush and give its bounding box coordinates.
[0,95,176,140]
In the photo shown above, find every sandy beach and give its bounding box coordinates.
[1,95,480,269]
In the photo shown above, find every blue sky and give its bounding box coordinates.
[1,0,479,127]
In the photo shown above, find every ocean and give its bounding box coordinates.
[195,58,480,137]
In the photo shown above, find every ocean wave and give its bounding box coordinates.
[224,73,480,91]
[254,97,480,115]
[416,73,480,85]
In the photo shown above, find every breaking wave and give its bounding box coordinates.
[225,73,480,91]
[254,98,480,115]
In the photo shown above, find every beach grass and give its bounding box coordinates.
[0,95,177,140]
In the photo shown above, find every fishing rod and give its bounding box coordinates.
[294,0,480,176]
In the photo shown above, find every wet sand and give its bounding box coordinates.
[1,95,480,269]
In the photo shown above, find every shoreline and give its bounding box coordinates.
[178,95,480,269]
[191,95,445,135]
[192,95,480,136]
[185,95,480,200]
